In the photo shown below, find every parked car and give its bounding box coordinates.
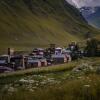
[0,55,9,66]
[52,54,67,64]
[10,55,25,70]
[65,48,72,55]
[62,49,72,62]
[32,48,44,56]
[0,66,14,73]
[55,47,62,55]
[36,55,47,66]
[27,56,41,68]
[45,56,53,66]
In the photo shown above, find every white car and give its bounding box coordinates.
[34,55,47,67]
[55,47,62,55]
[27,56,41,68]
[52,54,67,64]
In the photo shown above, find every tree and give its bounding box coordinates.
[85,38,98,57]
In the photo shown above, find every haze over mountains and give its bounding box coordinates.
[66,0,100,29]
[80,7,100,28]
[66,0,100,8]
[0,0,99,51]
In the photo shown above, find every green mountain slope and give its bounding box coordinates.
[0,0,99,51]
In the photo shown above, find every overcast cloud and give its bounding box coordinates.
[66,0,100,8]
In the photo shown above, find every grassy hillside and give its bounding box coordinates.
[0,0,99,51]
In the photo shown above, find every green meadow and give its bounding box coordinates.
[0,57,100,100]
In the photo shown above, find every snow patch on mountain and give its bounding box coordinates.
[66,0,100,8]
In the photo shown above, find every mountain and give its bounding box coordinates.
[66,0,100,8]
[0,0,99,51]
[80,7,100,28]
[80,7,96,18]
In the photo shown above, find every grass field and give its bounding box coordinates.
[0,57,100,100]
[0,61,78,81]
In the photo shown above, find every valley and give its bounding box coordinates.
[0,0,100,100]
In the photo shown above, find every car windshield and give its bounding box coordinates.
[34,55,44,59]
[28,57,38,60]
[0,57,8,61]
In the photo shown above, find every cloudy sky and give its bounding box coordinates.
[66,0,100,8]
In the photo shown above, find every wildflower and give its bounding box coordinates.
[8,87,16,92]
[84,85,90,88]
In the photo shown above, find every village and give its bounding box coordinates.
[0,38,100,74]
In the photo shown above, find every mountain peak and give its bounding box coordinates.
[80,6,100,28]
[66,0,100,8]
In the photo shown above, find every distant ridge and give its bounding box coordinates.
[80,7,100,29]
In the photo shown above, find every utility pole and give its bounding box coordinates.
[22,55,25,69]
[8,48,11,64]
